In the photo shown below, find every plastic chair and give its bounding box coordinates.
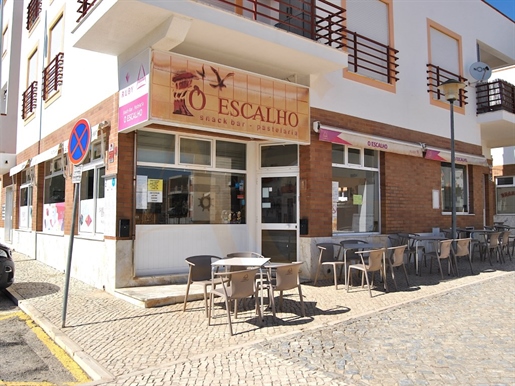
[499,231,513,261]
[423,239,454,278]
[266,262,305,317]
[452,238,473,276]
[183,255,225,317]
[227,251,264,258]
[485,232,504,265]
[398,233,425,272]
[226,251,265,271]
[386,245,409,290]
[346,248,386,297]
[208,267,261,336]
[314,243,344,289]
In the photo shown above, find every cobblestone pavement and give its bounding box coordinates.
[6,252,515,385]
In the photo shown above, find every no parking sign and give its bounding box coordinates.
[68,119,91,166]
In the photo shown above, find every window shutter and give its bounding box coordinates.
[346,0,388,45]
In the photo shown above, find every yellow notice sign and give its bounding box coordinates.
[147,179,163,203]
[148,179,163,191]
[353,195,363,205]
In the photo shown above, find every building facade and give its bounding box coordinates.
[1,0,514,294]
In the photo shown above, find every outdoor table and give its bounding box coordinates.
[409,234,446,275]
[341,242,384,286]
[211,257,270,319]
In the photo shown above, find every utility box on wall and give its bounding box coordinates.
[300,218,308,235]
[119,219,130,237]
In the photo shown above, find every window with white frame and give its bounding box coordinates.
[496,176,515,214]
[2,25,7,57]
[79,165,105,234]
[332,144,380,233]
[79,140,105,234]
[136,131,246,225]
[43,155,66,233]
[441,162,468,213]
[19,169,33,230]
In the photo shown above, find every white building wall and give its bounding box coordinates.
[0,0,22,168]
[16,1,118,154]
[310,1,515,150]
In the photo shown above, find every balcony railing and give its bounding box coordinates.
[75,0,346,49]
[207,0,346,49]
[343,29,399,84]
[77,0,98,23]
[42,53,64,101]
[427,64,468,107]
[476,79,515,114]
[22,81,38,120]
[26,0,42,31]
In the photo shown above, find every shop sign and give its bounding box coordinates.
[149,51,310,144]
[118,49,150,132]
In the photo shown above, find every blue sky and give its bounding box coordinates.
[484,0,515,21]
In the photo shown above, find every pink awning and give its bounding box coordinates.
[319,127,424,157]
[424,148,488,166]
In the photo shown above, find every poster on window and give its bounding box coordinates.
[79,199,95,233]
[104,177,116,237]
[43,203,65,233]
[332,181,338,232]
[136,175,148,209]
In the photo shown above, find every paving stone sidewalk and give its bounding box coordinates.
[6,251,515,385]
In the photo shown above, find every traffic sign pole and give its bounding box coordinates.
[62,120,91,327]
[62,182,79,328]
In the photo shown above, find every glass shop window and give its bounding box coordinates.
[332,144,380,233]
[441,162,468,213]
[136,132,246,225]
[43,156,66,233]
[496,176,515,214]
[19,169,33,230]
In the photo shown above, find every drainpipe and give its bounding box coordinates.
[0,0,4,92]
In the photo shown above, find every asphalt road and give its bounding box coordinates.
[0,289,90,385]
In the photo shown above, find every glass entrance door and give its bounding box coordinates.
[260,175,297,262]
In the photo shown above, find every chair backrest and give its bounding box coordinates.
[454,238,471,257]
[274,262,303,291]
[340,239,367,246]
[316,243,340,263]
[340,239,367,260]
[365,248,385,271]
[388,245,407,267]
[227,267,259,299]
[437,239,453,259]
[500,231,510,245]
[488,232,501,248]
[227,251,264,258]
[388,234,402,247]
[398,233,418,249]
[185,255,221,281]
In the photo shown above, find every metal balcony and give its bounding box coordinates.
[476,79,515,149]
[72,0,348,80]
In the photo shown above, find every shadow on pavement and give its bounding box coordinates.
[11,282,61,299]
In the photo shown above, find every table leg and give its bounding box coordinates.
[415,240,419,276]
[382,250,389,293]
[259,268,265,320]
[344,250,348,287]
